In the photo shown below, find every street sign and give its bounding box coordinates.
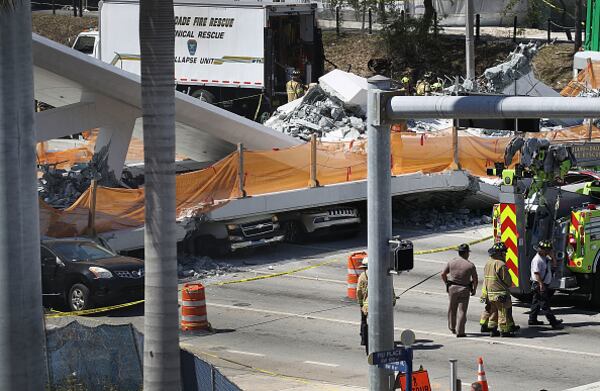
[382,361,407,372]
[395,369,431,391]
[570,143,600,167]
[368,348,412,366]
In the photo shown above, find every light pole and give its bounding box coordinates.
[367,75,395,390]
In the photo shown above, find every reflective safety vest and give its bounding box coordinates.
[286,80,305,102]
[483,258,511,301]
[416,81,430,96]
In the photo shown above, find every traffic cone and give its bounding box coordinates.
[477,356,489,391]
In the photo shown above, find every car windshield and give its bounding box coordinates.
[73,36,95,54]
[50,242,114,262]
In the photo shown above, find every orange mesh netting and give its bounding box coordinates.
[39,124,600,238]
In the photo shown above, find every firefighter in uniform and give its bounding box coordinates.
[480,242,520,337]
[400,76,412,95]
[356,258,369,354]
[286,70,306,102]
[529,240,563,329]
[356,257,396,354]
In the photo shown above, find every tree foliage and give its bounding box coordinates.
[381,12,440,79]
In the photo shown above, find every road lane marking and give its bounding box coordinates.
[226,350,265,357]
[249,270,449,296]
[209,303,600,359]
[303,361,339,367]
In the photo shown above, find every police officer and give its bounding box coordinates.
[356,257,369,354]
[529,240,563,329]
[480,242,520,337]
[441,243,478,337]
[286,70,306,102]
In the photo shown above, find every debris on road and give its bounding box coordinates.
[393,207,492,231]
[177,255,240,282]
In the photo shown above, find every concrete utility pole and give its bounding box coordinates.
[465,0,475,82]
[366,75,395,391]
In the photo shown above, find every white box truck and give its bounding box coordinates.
[73,0,324,120]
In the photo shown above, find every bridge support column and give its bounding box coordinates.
[94,96,139,180]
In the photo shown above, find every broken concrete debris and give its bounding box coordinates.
[38,144,119,208]
[177,255,240,282]
[264,83,367,142]
[393,207,492,231]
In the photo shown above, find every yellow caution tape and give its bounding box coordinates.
[45,299,144,318]
[45,235,493,318]
[207,259,339,287]
[414,235,494,255]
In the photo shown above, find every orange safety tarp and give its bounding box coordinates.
[39,124,600,238]
[561,60,600,97]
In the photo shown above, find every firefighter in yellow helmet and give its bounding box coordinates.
[286,70,306,102]
[416,72,432,96]
[400,76,412,95]
[479,242,520,337]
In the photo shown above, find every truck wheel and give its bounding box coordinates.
[284,220,306,244]
[191,89,215,104]
[68,283,92,312]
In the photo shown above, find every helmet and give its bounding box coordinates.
[488,242,508,256]
[458,243,470,253]
[360,257,368,268]
[535,240,553,251]
[401,76,410,84]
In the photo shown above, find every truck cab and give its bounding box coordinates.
[72,30,99,58]
[492,169,600,306]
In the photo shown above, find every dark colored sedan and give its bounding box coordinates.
[41,238,144,311]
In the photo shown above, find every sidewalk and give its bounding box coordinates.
[319,19,574,43]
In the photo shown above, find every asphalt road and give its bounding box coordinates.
[47,224,600,390]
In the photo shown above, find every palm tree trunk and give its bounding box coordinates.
[0,1,46,390]
[139,0,180,390]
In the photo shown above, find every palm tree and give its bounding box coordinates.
[0,0,46,390]
[139,0,180,390]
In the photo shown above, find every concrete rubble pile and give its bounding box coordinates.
[38,144,119,208]
[393,207,492,231]
[265,70,368,142]
[177,255,240,282]
[482,42,539,93]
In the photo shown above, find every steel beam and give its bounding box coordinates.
[388,96,600,119]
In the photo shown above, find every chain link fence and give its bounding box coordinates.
[45,321,241,391]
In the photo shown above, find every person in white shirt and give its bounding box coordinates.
[528,240,563,329]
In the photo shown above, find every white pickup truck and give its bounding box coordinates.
[72,0,324,120]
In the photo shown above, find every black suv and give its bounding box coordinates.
[41,238,144,311]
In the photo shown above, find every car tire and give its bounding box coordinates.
[68,283,92,312]
[284,220,306,244]
[191,89,215,104]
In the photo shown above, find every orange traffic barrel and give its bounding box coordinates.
[347,251,367,299]
[181,283,210,331]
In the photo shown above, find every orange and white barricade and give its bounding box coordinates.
[347,251,367,299]
[181,283,210,331]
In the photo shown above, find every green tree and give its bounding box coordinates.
[139,0,180,390]
[0,0,46,390]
